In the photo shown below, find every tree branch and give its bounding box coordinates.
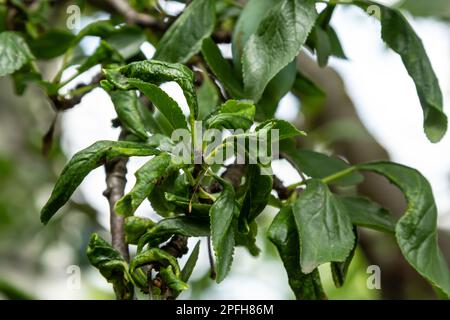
[103,155,129,261]
[88,0,167,30]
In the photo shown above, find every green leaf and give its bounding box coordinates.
[41,141,159,224]
[124,216,155,245]
[268,206,327,300]
[0,32,34,77]
[401,0,450,18]
[358,161,450,297]
[87,234,134,300]
[164,193,212,217]
[115,153,178,217]
[75,20,116,41]
[28,29,76,59]
[148,172,189,217]
[201,38,245,98]
[197,74,219,120]
[240,164,272,223]
[232,0,276,71]
[109,90,148,140]
[210,176,238,283]
[160,265,189,292]
[256,119,306,141]
[11,63,42,95]
[154,0,216,63]
[181,240,201,282]
[292,71,326,116]
[205,100,255,130]
[130,247,180,275]
[235,220,261,257]
[256,61,297,120]
[128,79,189,133]
[106,26,146,60]
[339,196,396,233]
[78,40,123,73]
[330,227,357,288]
[355,1,447,142]
[242,0,317,101]
[0,5,7,33]
[138,216,210,252]
[281,144,363,186]
[103,60,198,119]
[292,179,355,273]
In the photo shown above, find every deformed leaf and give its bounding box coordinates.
[154,0,216,64]
[103,60,198,119]
[87,234,134,300]
[292,179,355,273]
[0,32,34,77]
[159,265,189,292]
[358,161,450,297]
[242,0,317,101]
[130,247,180,275]
[138,216,210,252]
[115,153,179,217]
[41,141,159,224]
[124,216,155,245]
[268,206,327,300]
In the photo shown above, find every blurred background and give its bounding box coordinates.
[1,0,450,299]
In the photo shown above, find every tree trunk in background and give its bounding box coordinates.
[296,53,439,299]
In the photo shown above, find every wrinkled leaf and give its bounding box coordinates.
[130,247,180,275]
[87,234,134,300]
[41,141,159,224]
[124,216,155,245]
[138,216,210,252]
[242,0,317,101]
[104,60,198,119]
[160,265,189,292]
[358,161,450,297]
